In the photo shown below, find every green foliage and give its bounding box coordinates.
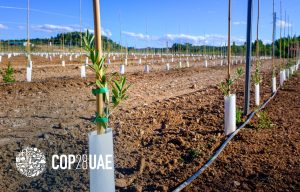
[188,149,200,159]
[180,149,201,163]
[286,62,293,68]
[256,111,272,129]
[1,62,15,83]
[236,108,243,124]
[84,30,130,129]
[252,60,262,84]
[111,76,131,108]
[1,31,124,52]
[219,67,244,96]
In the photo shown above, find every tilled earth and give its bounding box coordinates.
[0,57,299,191]
[185,72,300,192]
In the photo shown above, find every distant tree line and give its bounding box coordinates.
[0,31,123,52]
[0,32,299,58]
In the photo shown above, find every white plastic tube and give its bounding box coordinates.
[0,56,2,62]
[272,77,276,93]
[62,60,65,67]
[186,61,189,68]
[28,60,33,68]
[282,70,286,81]
[85,57,89,65]
[220,60,223,66]
[255,84,260,106]
[144,64,150,73]
[89,129,115,192]
[26,66,32,82]
[69,55,72,61]
[224,94,236,136]
[178,61,182,68]
[204,60,208,68]
[285,68,289,79]
[171,57,174,62]
[290,66,294,75]
[120,64,125,74]
[125,58,128,65]
[80,65,86,78]
[138,58,142,65]
[166,63,170,71]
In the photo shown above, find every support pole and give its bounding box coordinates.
[93,0,105,134]
[256,0,260,60]
[27,0,30,54]
[272,0,276,73]
[80,0,82,64]
[227,0,231,87]
[279,0,282,68]
[244,0,253,116]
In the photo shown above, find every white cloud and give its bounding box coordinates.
[83,28,112,37]
[0,24,8,29]
[233,21,246,25]
[276,20,291,28]
[122,31,150,40]
[32,24,74,32]
[32,24,112,37]
[163,34,205,43]
[160,33,246,46]
[102,29,112,37]
[262,39,272,44]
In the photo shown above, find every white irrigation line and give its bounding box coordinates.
[173,87,280,192]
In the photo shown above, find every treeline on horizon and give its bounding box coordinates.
[1,31,299,58]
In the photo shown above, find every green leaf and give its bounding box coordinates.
[114,80,122,92]
[95,80,102,88]
[121,76,126,88]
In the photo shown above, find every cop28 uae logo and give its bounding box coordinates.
[15,147,46,177]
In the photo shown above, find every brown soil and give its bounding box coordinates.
[0,56,298,191]
[184,72,300,192]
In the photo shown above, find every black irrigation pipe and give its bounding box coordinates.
[173,87,280,192]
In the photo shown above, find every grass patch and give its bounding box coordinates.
[1,62,15,83]
[256,110,272,129]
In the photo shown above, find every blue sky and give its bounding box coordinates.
[0,0,298,48]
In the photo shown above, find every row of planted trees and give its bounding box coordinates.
[85,0,300,191]
[2,32,299,57]
[1,0,297,190]
[222,0,300,136]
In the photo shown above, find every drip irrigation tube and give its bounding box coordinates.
[173,88,279,192]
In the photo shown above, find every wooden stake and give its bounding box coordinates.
[228,0,231,90]
[27,0,30,64]
[80,0,83,65]
[272,0,275,72]
[93,0,105,134]
[279,0,282,68]
[256,0,260,60]
[283,11,286,63]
